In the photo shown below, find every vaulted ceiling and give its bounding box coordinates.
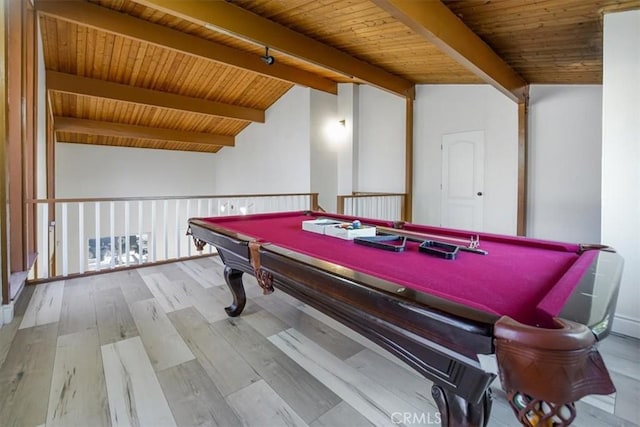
[36,0,640,153]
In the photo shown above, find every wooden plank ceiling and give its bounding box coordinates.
[36,0,640,153]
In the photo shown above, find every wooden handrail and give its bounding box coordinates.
[27,192,320,204]
[348,192,406,198]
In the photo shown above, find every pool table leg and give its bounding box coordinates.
[432,385,492,427]
[223,266,246,317]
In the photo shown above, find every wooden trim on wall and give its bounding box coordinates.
[7,0,24,273]
[46,91,54,200]
[24,3,37,266]
[1,0,9,304]
[404,97,414,222]
[517,89,530,236]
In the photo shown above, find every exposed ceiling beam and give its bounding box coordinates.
[54,116,235,147]
[371,0,528,102]
[59,138,223,153]
[35,0,337,95]
[47,71,265,123]
[133,0,416,99]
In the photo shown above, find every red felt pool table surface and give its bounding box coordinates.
[201,212,596,327]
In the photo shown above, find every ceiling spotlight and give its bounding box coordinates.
[261,46,275,65]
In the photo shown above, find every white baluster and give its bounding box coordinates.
[125,201,130,266]
[138,201,144,265]
[175,199,181,259]
[163,199,169,261]
[150,200,156,263]
[110,202,115,268]
[78,202,85,274]
[61,203,68,277]
[95,202,101,271]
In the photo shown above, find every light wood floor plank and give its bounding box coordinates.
[0,319,20,370]
[239,274,267,299]
[176,259,226,288]
[346,349,439,414]
[608,370,640,424]
[0,323,58,427]
[189,284,233,323]
[198,255,223,268]
[95,286,139,345]
[46,329,110,427]
[310,401,375,427]
[129,298,194,371]
[144,263,214,294]
[148,262,258,321]
[580,391,615,414]
[101,336,176,427]
[89,274,121,293]
[114,270,154,306]
[269,328,424,427]
[19,281,65,329]
[243,306,290,337]
[157,359,241,427]
[139,273,192,313]
[601,334,640,381]
[213,317,341,423]
[12,283,34,316]
[58,280,97,336]
[227,379,308,427]
[255,294,364,360]
[142,268,230,322]
[167,307,261,397]
[572,398,639,427]
[297,303,418,374]
[0,287,34,369]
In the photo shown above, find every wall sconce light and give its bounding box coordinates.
[326,118,347,141]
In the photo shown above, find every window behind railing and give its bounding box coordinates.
[28,193,318,281]
[337,192,406,222]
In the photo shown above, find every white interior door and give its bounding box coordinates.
[441,131,485,230]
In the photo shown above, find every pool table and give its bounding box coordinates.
[187,211,623,427]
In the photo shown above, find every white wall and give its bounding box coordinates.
[214,86,311,195]
[357,86,405,193]
[336,83,358,194]
[56,144,217,198]
[528,85,603,243]
[310,90,339,212]
[413,85,518,234]
[602,10,640,338]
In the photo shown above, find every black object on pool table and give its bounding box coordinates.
[354,235,407,252]
[419,240,460,260]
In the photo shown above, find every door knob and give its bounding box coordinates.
[477,192,483,196]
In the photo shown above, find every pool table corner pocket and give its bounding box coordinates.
[494,316,615,427]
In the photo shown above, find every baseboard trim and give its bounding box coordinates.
[1,301,14,327]
[612,313,640,339]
